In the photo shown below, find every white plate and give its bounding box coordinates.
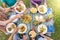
[15,4,26,14]
[38,24,47,34]
[9,15,18,22]
[6,23,16,33]
[18,24,27,34]
[38,5,47,14]
[35,15,46,22]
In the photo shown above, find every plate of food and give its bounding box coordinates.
[21,14,32,24]
[15,3,26,13]
[6,23,16,33]
[35,15,46,22]
[29,30,37,38]
[38,5,47,14]
[30,7,37,14]
[18,24,27,34]
[9,15,18,22]
[38,24,47,34]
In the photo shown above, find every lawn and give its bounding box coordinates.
[0,0,60,40]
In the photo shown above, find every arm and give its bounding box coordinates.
[30,0,37,6]
[5,14,23,24]
[8,27,18,40]
[40,33,53,40]
[44,0,47,7]
[0,14,23,25]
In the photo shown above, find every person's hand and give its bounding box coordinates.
[44,3,47,7]
[4,8,9,13]
[12,27,18,34]
[36,4,38,8]
[23,35,27,40]
[16,13,23,18]
[9,7,15,12]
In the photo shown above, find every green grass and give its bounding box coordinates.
[0,0,60,40]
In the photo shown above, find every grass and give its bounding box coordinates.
[0,0,60,40]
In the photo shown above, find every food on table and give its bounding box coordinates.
[38,24,47,34]
[39,26,46,32]
[8,24,15,31]
[29,30,37,38]
[18,24,27,34]
[6,23,16,33]
[21,14,32,24]
[30,7,37,13]
[38,5,47,14]
[35,15,46,22]
[33,20,39,25]
[15,4,26,13]
[19,26,26,32]
[16,5,24,12]
[39,6,44,12]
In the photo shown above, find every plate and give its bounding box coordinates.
[18,24,27,34]
[9,15,18,22]
[35,15,46,22]
[21,14,32,24]
[29,30,37,38]
[30,7,37,13]
[6,23,16,33]
[38,24,47,34]
[15,4,26,13]
[38,5,47,14]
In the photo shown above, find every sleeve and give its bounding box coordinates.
[1,0,6,3]
[30,0,37,6]
[44,0,46,4]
